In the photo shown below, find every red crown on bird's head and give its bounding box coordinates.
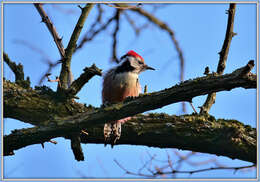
[126,50,144,62]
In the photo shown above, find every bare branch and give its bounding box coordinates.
[217,4,237,75]
[76,9,117,51]
[70,134,84,161]
[34,3,66,58]
[123,11,150,37]
[3,52,24,82]
[200,3,236,114]
[38,60,61,85]
[66,64,102,98]
[13,39,53,63]
[111,10,121,63]
[3,52,30,88]
[58,3,95,91]
[115,156,255,177]
[11,39,61,85]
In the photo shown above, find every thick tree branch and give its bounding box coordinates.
[34,3,66,58]
[200,3,236,114]
[83,114,256,163]
[4,114,256,163]
[3,61,256,162]
[4,80,96,125]
[58,3,94,91]
[4,60,256,126]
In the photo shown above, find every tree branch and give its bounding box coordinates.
[200,3,236,114]
[111,9,121,63]
[3,52,30,88]
[66,64,102,98]
[4,60,256,162]
[58,3,94,91]
[115,157,255,177]
[76,8,118,51]
[4,60,256,126]
[34,3,66,58]
[3,52,25,82]
[4,114,256,163]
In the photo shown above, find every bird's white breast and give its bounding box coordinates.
[113,72,139,89]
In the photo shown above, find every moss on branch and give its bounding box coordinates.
[4,80,96,125]
[4,113,256,163]
[3,52,30,88]
[3,61,257,162]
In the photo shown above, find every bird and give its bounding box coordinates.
[102,50,155,147]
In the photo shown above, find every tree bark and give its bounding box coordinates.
[3,61,256,163]
[4,61,256,126]
[4,114,256,163]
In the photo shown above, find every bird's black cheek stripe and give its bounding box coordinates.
[115,60,135,73]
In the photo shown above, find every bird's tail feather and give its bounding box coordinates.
[104,122,121,148]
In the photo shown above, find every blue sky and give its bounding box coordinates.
[2,2,257,179]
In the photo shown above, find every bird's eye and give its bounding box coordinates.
[138,61,144,64]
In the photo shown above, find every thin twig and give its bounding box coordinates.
[200,3,236,114]
[123,11,150,36]
[13,39,52,64]
[115,155,255,177]
[189,102,197,114]
[38,60,61,85]
[76,9,116,51]
[111,10,121,63]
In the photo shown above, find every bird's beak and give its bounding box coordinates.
[145,65,155,71]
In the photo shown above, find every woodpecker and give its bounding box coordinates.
[102,50,155,147]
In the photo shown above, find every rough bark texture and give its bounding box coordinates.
[3,80,95,125]
[3,61,256,163]
[4,61,256,126]
[82,114,256,163]
[66,64,102,98]
[3,52,30,88]
[4,114,256,163]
